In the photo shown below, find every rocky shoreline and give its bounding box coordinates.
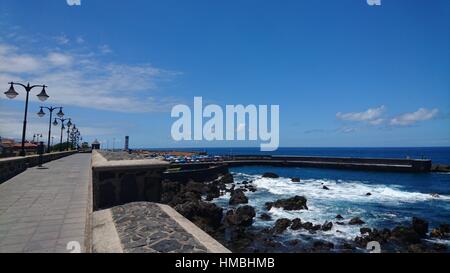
[160,170,450,253]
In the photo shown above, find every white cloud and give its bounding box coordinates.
[0,42,181,112]
[390,108,439,126]
[0,45,41,73]
[336,106,385,123]
[369,118,384,126]
[0,108,116,140]
[340,127,357,133]
[99,44,112,54]
[47,52,73,66]
[76,37,85,44]
[55,35,70,45]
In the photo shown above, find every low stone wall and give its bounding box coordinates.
[92,202,230,253]
[91,151,169,211]
[0,151,78,184]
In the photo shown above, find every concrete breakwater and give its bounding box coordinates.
[172,155,433,173]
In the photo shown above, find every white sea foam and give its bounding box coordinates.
[227,172,450,243]
[248,175,450,204]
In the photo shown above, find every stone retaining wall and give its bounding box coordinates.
[91,151,169,211]
[0,151,78,184]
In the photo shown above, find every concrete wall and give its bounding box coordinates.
[228,155,432,172]
[91,151,169,211]
[0,151,78,184]
[163,164,229,183]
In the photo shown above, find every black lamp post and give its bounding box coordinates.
[53,118,71,152]
[70,128,80,150]
[67,124,76,151]
[4,82,49,156]
[38,106,64,153]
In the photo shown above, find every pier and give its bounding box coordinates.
[170,155,433,173]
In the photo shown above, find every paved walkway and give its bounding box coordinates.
[0,153,91,253]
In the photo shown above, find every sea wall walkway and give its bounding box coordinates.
[0,153,91,253]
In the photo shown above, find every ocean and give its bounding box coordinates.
[150,147,450,250]
[186,147,450,250]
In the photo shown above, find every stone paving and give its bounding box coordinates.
[110,202,208,253]
[0,153,91,253]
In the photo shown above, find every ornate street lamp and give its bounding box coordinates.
[53,118,71,152]
[33,133,43,143]
[4,82,49,156]
[37,106,64,153]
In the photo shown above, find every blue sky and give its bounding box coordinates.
[0,0,449,148]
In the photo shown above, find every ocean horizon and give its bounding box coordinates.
[136,147,450,165]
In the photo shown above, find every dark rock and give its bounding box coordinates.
[225,205,256,227]
[322,186,330,190]
[225,184,235,193]
[349,217,365,225]
[430,224,450,239]
[366,192,372,196]
[265,202,274,210]
[412,217,429,238]
[354,228,392,248]
[302,222,314,230]
[229,189,248,205]
[245,185,257,192]
[262,238,283,249]
[273,218,292,234]
[339,243,354,250]
[291,177,301,182]
[431,243,448,252]
[336,222,345,225]
[312,241,334,251]
[321,221,333,231]
[335,214,344,220]
[360,227,372,234]
[262,172,279,179]
[271,196,308,211]
[312,224,322,231]
[287,239,301,246]
[290,218,302,230]
[390,226,421,244]
[259,213,272,221]
[174,200,223,232]
[408,244,425,253]
[185,181,206,194]
[219,173,234,184]
[205,184,221,201]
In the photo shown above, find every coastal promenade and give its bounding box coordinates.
[0,153,91,253]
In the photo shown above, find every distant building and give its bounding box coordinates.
[124,136,129,151]
[13,141,38,154]
[0,137,12,157]
[92,139,100,150]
